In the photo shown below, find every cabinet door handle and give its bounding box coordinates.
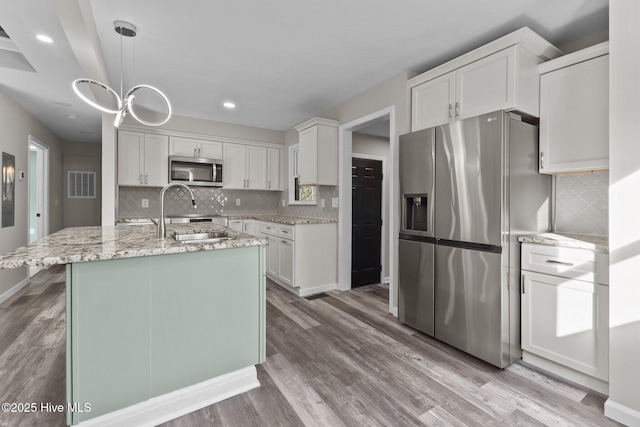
[545,259,574,267]
[521,274,525,294]
[139,174,143,184]
[281,240,288,244]
[455,102,460,120]
[145,174,148,184]
[540,151,544,169]
[268,180,271,189]
[194,148,197,158]
[448,104,453,121]
[281,230,288,234]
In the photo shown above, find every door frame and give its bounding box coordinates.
[351,154,386,286]
[28,136,49,276]
[338,106,397,316]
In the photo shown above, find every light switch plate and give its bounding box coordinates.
[141,199,149,208]
[236,199,241,206]
[332,197,339,208]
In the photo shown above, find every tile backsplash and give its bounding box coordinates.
[118,185,339,220]
[554,172,608,236]
[119,187,280,218]
[278,186,339,219]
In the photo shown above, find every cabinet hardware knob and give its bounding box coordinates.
[140,174,143,184]
[448,104,453,121]
[455,102,460,120]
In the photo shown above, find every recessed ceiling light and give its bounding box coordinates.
[223,102,236,109]
[36,34,53,43]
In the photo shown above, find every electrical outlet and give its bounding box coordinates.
[321,199,325,208]
[332,197,339,208]
[141,199,149,208]
[236,199,241,206]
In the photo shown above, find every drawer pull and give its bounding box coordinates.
[281,230,288,234]
[545,260,574,267]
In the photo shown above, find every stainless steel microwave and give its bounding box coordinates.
[169,156,223,187]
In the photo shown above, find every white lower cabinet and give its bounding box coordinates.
[521,243,609,393]
[278,239,294,287]
[260,221,337,296]
[228,219,257,236]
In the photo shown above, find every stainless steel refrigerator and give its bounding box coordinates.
[398,110,551,368]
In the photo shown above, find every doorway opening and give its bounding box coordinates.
[28,136,49,277]
[351,156,383,287]
[338,106,396,315]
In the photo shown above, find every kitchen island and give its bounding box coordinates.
[0,224,267,426]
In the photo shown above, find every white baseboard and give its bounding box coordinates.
[522,352,608,395]
[268,274,337,297]
[76,366,259,427]
[605,399,640,427]
[389,306,398,317]
[298,282,338,297]
[0,277,29,304]
[383,276,390,284]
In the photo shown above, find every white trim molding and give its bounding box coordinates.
[338,106,396,316]
[0,277,29,304]
[76,366,259,427]
[605,399,640,427]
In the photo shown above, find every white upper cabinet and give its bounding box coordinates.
[294,117,339,186]
[222,143,267,189]
[455,46,517,120]
[538,42,609,174]
[170,136,223,159]
[118,131,169,187]
[409,28,562,131]
[267,148,280,190]
[411,73,455,131]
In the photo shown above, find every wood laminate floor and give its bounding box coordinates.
[0,266,621,427]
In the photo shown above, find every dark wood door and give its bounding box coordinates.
[352,157,383,287]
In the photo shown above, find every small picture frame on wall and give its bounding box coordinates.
[2,152,15,228]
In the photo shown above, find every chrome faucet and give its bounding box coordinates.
[158,183,197,238]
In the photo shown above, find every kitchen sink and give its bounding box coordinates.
[173,232,231,244]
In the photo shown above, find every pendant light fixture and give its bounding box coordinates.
[72,20,171,127]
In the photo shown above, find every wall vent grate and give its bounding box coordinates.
[68,171,96,199]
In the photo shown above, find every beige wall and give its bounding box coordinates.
[0,89,63,297]
[63,141,102,228]
[353,132,391,279]
[607,1,640,423]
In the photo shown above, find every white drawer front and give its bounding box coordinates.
[260,222,278,237]
[521,243,609,285]
[278,224,295,240]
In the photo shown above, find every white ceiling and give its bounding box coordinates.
[0,0,608,143]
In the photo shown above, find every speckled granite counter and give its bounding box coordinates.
[518,232,609,253]
[0,223,266,269]
[240,214,336,225]
[117,215,337,226]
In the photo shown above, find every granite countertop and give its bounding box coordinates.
[518,232,609,253]
[237,214,337,225]
[0,223,266,269]
[117,215,337,226]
